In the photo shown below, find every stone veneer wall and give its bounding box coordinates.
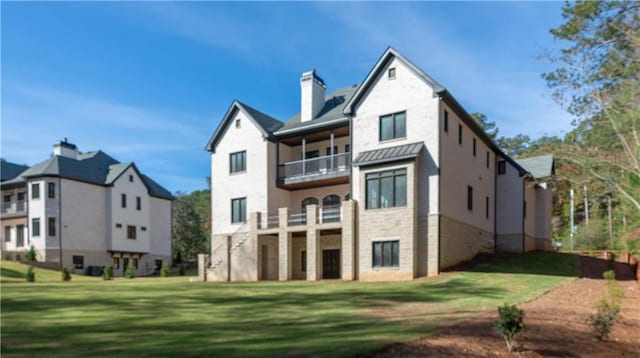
[496,234,524,253]
[439,215,494,270]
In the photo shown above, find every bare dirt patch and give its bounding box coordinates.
[368,256,640,357]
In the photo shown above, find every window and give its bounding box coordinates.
[3,194,11,202]
[113,257,120,269]
[366,169,407,209]
[467,186,473,211]
[230,151,246,173]
[473,138,477,157]
[136,196,141,211]
[458,124,463,145]
[498,160,506,175]
[301,250,307,272]
[345,144,350,153]
[388,67,396,79]
[231,197,247,223]
[379,112,406,141]
[115,223,122,228]
[48,182,55,198]
[73,255,84,269]
[486,151,490,169]
[486,196,490,219]
[141,226,147,231]
[301,197,318,211]
[17,192,24,201]
[235,119,241,128]
[16,225,24,247]
[372,241,399,267]
[444,110,449,132]
[32,218,40,237]
[48,217,56,236]
[4,226,10,242]
[31,183,40,199]
[133,258,139,269]
[127,225,136,239]
[121,193,127,208]
[129,175,133,182]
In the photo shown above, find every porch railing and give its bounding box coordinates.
[258,213,279,230]
[278,153,350,181]
[288,210,307,226]
[1,201,26,214]
[318,205,341,224]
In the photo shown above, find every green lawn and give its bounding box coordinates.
[1,253,579,357]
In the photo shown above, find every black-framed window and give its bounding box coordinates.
[473,138,477,157]
[73,255,84,269]
[17,192,24,201]
[379,112,406,141]
[231,197,247,223]
[113,257,120,269]
[301,197,318,211]
[458,124,463,145]
[31,183,40,199]
[235,119,241,128]
[230,151,246,173]
[136,196,141,211]
[372,241,399,267]
[467,186,473,211]
[345,144,350,153]
[16,225,24,247]
[366,169,407,209]
[121,193,127,208]
[32,218,40,237]
[129,175,134,182]
[4,194,11,202]
[444,110,449,132]
[388,67,396,80]
[4,226,10,242]
[133,258,139,269]
[127,225,136,240]
[486,151,490,168]
[48,182,55,198]
[301,250,307,272]
[498,160,506,175]
[48,217,56,236]
[486,196,490,219]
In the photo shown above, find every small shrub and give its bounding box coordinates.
[494,304,525,352]
[102,265,113,280]
[25,246,36,262]
[25,266,36,282]
[590,298,620,340]
[61,267,71,281]
[160,261,170,277]
[179,263,186,276]
[124,261,135,279]
[4,252,13,261]
[603,270,623,301]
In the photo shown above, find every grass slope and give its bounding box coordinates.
[1,253,579,357]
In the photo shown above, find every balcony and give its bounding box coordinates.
[1,201,27,218]
[277,153,350,189]
[257,202,349,233]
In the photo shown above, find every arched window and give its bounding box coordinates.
[323,195,341,207]
[301,197,318,211]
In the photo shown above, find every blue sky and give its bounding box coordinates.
[1,2,571,194]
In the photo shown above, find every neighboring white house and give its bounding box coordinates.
[204,47,554,282]
[0,140,173,276]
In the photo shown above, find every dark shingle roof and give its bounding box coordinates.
[516,154,554,179]
[8,151,173,200]
[237,101,283,133]
[353,142,424,167]
[1,159,29,181]
[275,85,359,134]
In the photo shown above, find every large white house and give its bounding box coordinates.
[0,140,173,276]
[203,47,554,282]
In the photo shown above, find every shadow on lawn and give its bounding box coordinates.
[1,267,25,279]
[1,277,507,357]
[450,252,581,278]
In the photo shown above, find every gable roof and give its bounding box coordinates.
[516,154,555,179]
[274,85,360,136]
[353,142,424,167]
[6,150,173,200]
[343,46,445,115]
[1,159,29,181]
[206,100,282,152]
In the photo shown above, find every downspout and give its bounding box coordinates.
[521,178,525,254]
[437,97,442,275]
[493,156,497,252]
[348,111,355,280]
[58,178,63,269]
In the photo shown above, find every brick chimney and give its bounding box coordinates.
[300,69,326,122]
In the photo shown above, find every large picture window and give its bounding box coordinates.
[379,112,406,141]
[366,169,407,209]
[372,241,399,267]
[230,151,246,173]
[231,197,247,223]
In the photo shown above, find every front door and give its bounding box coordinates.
[322,249,340,279]
[261,245,269,280]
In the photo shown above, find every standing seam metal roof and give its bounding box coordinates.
[353,142,424,167]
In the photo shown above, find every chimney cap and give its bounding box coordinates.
[301,69,326,88]
[54,138,77,150]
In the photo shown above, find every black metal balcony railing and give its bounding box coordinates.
[278,153,350,181]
